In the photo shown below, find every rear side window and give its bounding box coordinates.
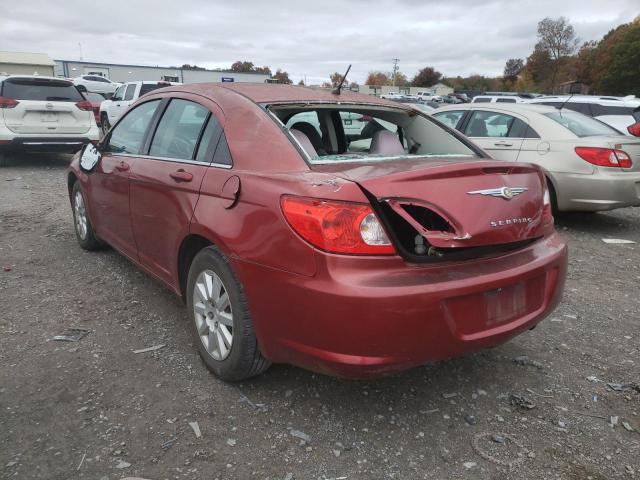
[496,98,516,103]
[124,84,136,101]
[212,134,233,166]
[2,78,83,102]
[107,100,160,154]
[149,99,210,160]
[140,84,166,96]
[545,111,621,137]
[472,97,491,103]
[195,116,223,163]
[508,118,540,138]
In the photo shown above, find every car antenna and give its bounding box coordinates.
[332,64,352,95]
[556,94,574,116]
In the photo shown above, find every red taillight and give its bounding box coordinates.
[280,196,395,255]
[628,122,640,137]
[75,100,93,111]
[0,97,19,109]
[575,147,632,169]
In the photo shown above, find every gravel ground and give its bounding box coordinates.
[1,153,639,480]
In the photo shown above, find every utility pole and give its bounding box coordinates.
[391,58,399,87]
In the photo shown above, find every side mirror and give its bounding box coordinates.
[79,143,102,172]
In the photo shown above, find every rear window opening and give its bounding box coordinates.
[266,103,479,165]
[373,196,535,263]
[2,78,84,102]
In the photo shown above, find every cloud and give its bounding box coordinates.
[1,0,637,84]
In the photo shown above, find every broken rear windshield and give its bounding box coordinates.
[269,103,478,164]
[2,78,84,102]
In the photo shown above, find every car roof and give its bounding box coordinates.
[169,83,400,106]
[529,94,640,106]
[435,103,559,115]
[1,74,71,83]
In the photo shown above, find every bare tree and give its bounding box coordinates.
[536,17,579,90]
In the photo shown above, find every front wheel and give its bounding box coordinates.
[71,182,102,250]
[187,246,270,381]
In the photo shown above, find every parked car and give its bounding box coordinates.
[442,95,462,104]
[452,92,470,102]
[82,91,106,126]
[525,95,640,136]
[471,95,527,104]
[99,81,180,134]
[0,75,99,166]
[68,83,566,380]
[416,91,442,102]
[431,103,640,212]
[72,75,120,95]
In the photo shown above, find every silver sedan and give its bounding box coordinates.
[429,103,640,212]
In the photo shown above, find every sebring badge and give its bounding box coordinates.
[466,186,527,200]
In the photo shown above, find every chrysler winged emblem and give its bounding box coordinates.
[466,186,527,200]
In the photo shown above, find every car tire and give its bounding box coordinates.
[547,178,560,216]
[187,246,270,381]
[71,181,102,251]
[100,114,110,136]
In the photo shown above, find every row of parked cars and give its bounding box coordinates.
[2,72,638,380]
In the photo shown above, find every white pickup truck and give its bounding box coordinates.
[99,81,180,133]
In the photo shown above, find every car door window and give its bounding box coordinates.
[124,84,136,101]
[106,100,160,154]
[508,118,540,138]
[433,110,465,129]
[149,99,210,160]
[113,85,125,101]
[464,111,516,137]
[496,98,517,103]
[194,115,223,164]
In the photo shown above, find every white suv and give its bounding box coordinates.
[0,76,99,166]
[72,75,120,95]
[99,80,180,133]
[526,95,640,135]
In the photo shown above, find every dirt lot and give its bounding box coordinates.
[1,153,639,480]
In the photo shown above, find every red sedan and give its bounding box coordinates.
[67,83,567,380]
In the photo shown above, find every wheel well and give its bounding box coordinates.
[67,172,78,199]
[178,235,213,298]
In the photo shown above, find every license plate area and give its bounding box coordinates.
[41,112,58,122]
[443,274,546,337]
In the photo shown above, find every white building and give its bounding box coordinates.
[0,51,55,76]
[358,83,454,97]
[54,60,270,84]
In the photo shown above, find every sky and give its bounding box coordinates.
[1,0,637,84]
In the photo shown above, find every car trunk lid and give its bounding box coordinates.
[313,158,548,257]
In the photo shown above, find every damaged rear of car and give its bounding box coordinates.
[257,99,567,376]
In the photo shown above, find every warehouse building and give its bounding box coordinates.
[54,59,270,84]
[0,51,56,76]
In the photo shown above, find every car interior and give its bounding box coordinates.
[268,104,477,163]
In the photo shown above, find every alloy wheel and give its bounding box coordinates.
[193,270,233,360]
[74,190,88,240]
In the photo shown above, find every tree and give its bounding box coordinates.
[180,64,205,71]
[297,79,305,86]
[523,46,554,92]
[598,18,640,96]
[349,81,360,91]
[231,61,255,72]
[503,58,524,81]
[273,69,292,84]
[393,71,410,87]
[536,17,579,91]
[411,67,442,87]
[365,71,390,86]
[330,72,346,88]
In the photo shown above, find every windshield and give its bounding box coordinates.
[2,78,84,102]
[271,104,477,165]
[544,110,621,137]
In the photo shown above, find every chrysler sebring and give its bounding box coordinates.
[67,83,567,380]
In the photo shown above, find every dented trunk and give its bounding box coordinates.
[314,158,548,261]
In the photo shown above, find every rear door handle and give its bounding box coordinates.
[494,141,513,147]
[169,169,193,182]
[115,161,129,171]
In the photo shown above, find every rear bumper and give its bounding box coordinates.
[553,170,640,211]
[0,136,96,153]
[234,232,568,378]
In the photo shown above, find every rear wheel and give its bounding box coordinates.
[187,246,270,381]
[100,113,110,136]
[71,182,102,250]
